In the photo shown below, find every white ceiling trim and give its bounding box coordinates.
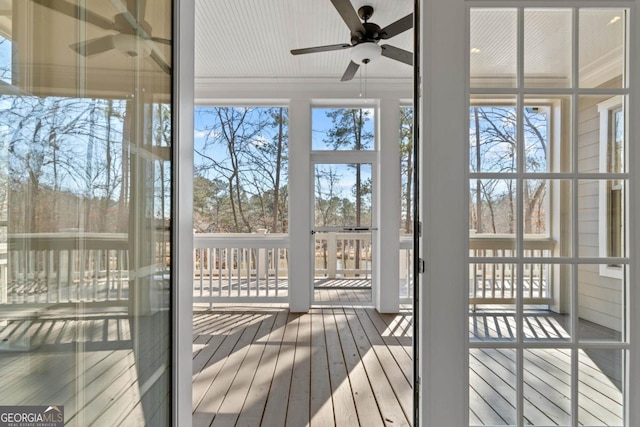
[194,77,413,101]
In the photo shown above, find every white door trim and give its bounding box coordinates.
[419,0,468,425]
[174,0,195,425]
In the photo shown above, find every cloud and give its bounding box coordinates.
[195,130,220,140]
[251,136,271,147]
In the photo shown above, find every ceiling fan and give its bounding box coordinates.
[290,0,413,81]
[32,0,171,74]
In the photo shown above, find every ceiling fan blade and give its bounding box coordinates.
[381,44,413,66]
[330,0,365,36]
[150,50,171,75]
[340,61,360,82]
[69,36,115,57]
[126,0,146,20]
[151,37,172,46]
[291,43,351,55]
[380,13,413,39]
[32,0,115,30]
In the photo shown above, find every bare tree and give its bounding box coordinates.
[400,106,413,233]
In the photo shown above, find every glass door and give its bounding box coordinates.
[312,162,375,303]
[0,1,174,425]
[467,6,631,427]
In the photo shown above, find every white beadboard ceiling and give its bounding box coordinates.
[11,1,626,95]
[196,1,624,86]
[195,0,414,80]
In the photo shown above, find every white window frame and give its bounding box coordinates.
[309,102,380,308]
[598,96,625,279]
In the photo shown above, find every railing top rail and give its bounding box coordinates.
[194,233,290,249]
[8,233,129,251]
[470,234,556,250]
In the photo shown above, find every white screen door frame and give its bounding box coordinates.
[310,150,379,306]
[419,0,640,426]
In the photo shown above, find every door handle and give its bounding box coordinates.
[342,227,378,232]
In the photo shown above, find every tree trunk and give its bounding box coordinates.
[118,100,132,232]
[404,152,413,233]
[272,107,284,233]
[474,107,483,233]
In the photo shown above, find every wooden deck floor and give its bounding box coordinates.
[0,307,171,426]
[194,306,623,427]
[192,305,413,427]
[468,309,623,426]
[314,278,372,303]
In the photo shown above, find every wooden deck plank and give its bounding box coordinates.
[332,308,385,427]
[191,312,262,410]
[477,348,555,426]
[469,349,516,425]
[344,308,411,426]
[363,308,413,383]
[322,307,360,427]
[286,311,312,427]
[309,309,335,427]
[71,355,142,426]
[524,349,619,426]
[210,312,279,427]
[356,308,412,419]
[261,313,300,426]
[192,313,265,425]
[235,309,289,427]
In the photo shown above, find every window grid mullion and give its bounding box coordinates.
[516,7,525,427]
[571,7,580,427]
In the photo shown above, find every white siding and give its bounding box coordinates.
[577,76,624,332]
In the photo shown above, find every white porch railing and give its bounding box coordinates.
[400,235,413,301]
[314,232,372,278]
[192,232,415,304]
[1,232,556,308]
[193,233,290,302]
[5,233,129,305]
[469,236,556,305]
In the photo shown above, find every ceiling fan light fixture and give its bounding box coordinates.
[113,34,152,58]
[351,42,381,64]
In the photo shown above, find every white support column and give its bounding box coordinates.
[420,0,467,425]
[288,99,312,312]
[377,98,401,313]
[174,0,194,424]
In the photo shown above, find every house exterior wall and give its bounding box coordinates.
[577,76,624,332]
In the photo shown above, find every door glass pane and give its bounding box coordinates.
[314,164,372,228]
[314,163,372,303]
[524,349,571,426]
[0,1,172,425]
[470,9,517,88]
[578,264,625,343]
[578,349,624,426]
[470,348,517,426]
[523,264,572,342]
[469,296,517,342]
[524,95,573,173]
[524,9,572,88]
[469,100,518,174]
[578,95,626,174]
[579,9,626,89]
